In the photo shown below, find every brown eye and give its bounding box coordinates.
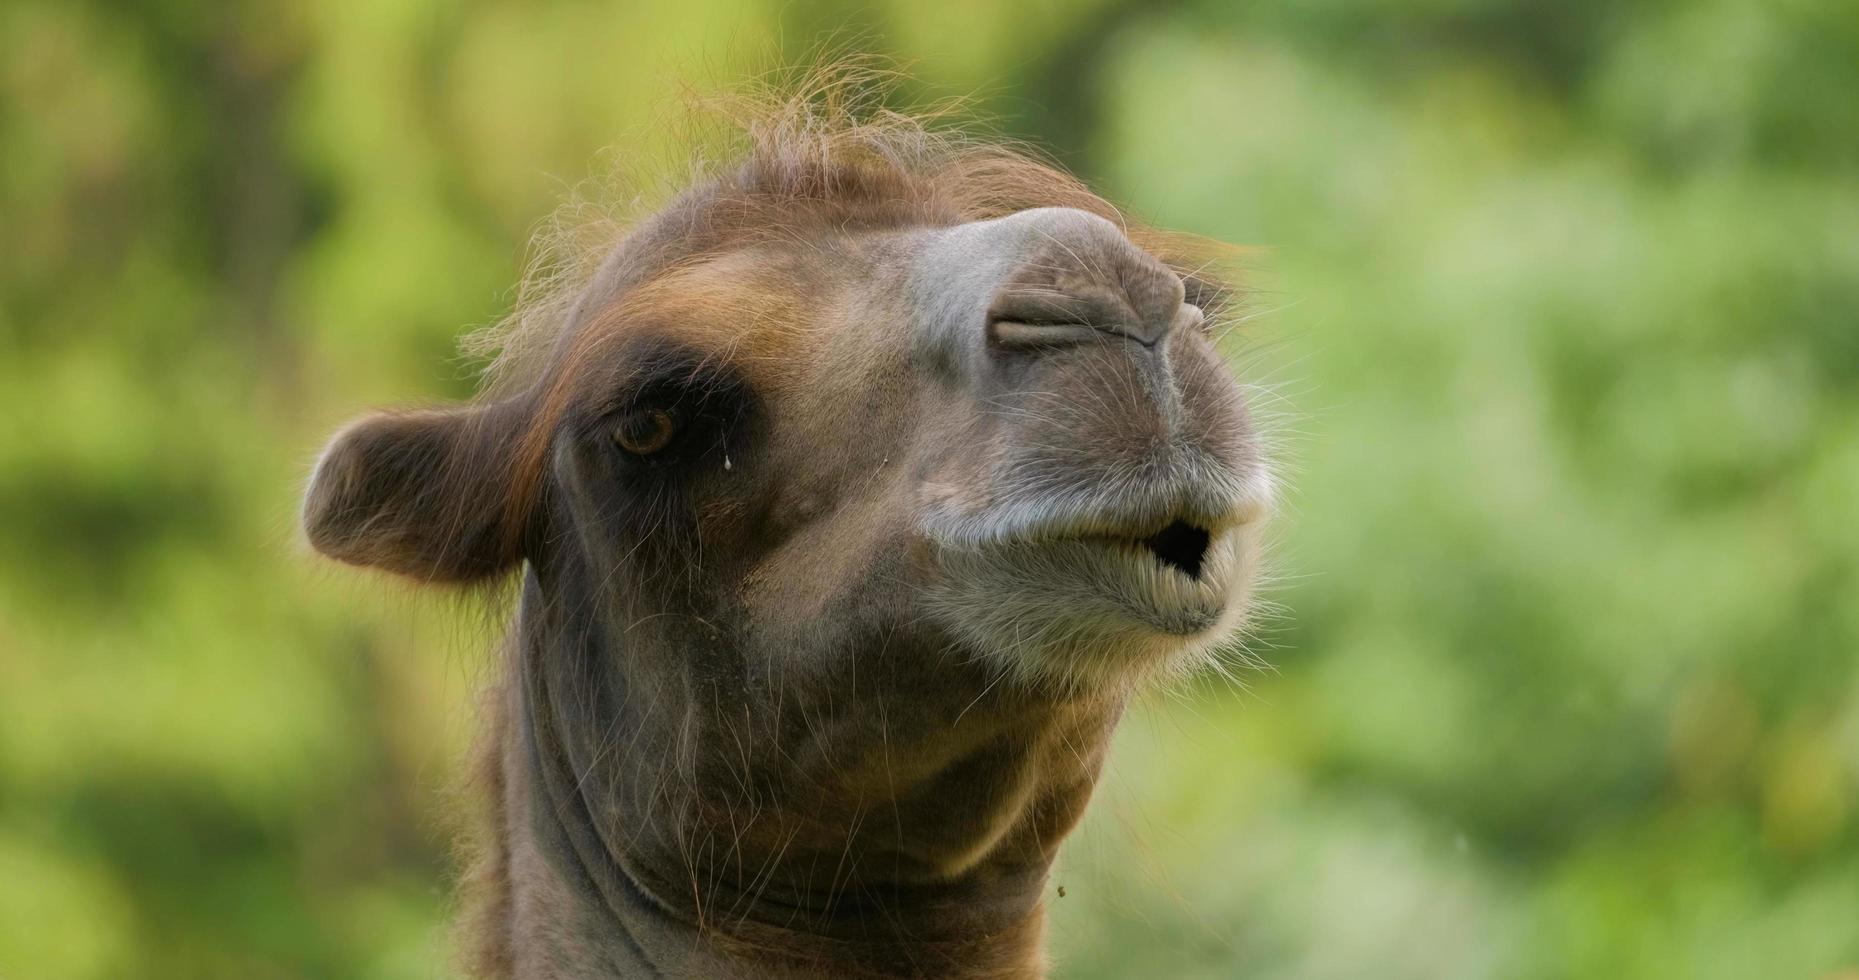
[613,408,678,455]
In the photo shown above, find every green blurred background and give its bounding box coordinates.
[3,0,1857,977]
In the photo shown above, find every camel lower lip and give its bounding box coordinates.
[1016,528,1236,635]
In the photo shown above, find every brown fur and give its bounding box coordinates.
[304,66,1267,979]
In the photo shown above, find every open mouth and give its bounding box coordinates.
[918,480,1265,649]
[1077,518,1215,582]
[921,502,1259,672]
[1137,519,1212,579]
[916,464,1269,679]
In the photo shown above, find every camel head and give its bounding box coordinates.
[302,95,1272,978]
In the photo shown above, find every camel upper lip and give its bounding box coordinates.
[922,493,1252,551]
[916,456,1271,559]
[1026,505,1231,544]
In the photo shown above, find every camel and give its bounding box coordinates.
[302,78,1273,979]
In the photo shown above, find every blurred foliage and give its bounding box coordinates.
[2,0,1856,977]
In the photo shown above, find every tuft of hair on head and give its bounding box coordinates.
[461,53,1251,399]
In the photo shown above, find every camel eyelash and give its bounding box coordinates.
[575,362,755,474]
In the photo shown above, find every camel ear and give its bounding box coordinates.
[303,400,531,583]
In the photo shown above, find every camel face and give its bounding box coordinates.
[534,204,1269,696]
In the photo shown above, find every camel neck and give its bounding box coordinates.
[478,572,1084,977]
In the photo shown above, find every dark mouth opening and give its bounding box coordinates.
[1141,520,1211,580]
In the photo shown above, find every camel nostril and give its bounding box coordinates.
[1141,520,1210,579]
[985,284,1164,351]
[988,318,1107,351]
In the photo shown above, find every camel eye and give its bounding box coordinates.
[613,407,678,455]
